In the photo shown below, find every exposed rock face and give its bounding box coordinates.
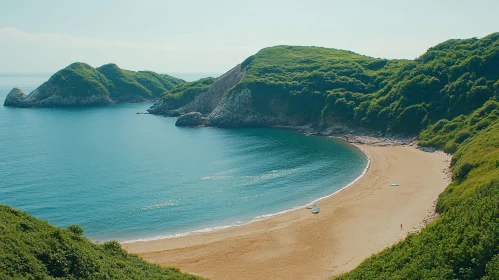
[4,88,28,107]
[149,64,310,128]
[4,86,114,108]
[206,88,307,127]
[150,66,314,128]
[175,112,204,127]
[147,99,173,116]
[149,64,247,116]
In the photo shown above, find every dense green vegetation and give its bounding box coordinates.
[333,34,499,279]
[239,46,411,121]
[45,62,184,101]
[419,100,499,153]
[0,205,204,280]
[161,34,498,134]
[156,33,499,279]
[160,77,216,109]
[336,119,499,279]
[235,33,499,134]
[3,33,498,279]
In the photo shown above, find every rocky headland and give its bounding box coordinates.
[3,63,184,108]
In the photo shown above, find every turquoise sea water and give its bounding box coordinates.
[0,79,367,242]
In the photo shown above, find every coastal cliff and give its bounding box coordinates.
[149,33,499,142]
[148,64,246,116]
[3,63,184,108]
[146,33,499,278]
[2,33,499,278]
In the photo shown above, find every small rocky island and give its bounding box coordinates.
[3,63,184,108]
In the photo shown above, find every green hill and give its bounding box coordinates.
[2,33,498,279]
[154,33,498,133]
[0,205,204,280]
[337,111,499,279]
[150,33,499,278]
[3,63,184,107]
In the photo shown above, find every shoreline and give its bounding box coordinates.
[124,142,450,280]
[121,138,371,244]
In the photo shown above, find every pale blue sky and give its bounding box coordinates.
[1,0,498,74]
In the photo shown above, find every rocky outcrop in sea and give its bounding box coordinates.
[148,64,247,117]
[175,112,204,126]
[3,62,183,108]
[3,87,114,108]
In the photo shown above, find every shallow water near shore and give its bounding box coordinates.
[0,83,367,242]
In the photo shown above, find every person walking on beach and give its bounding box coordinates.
[400,223,403,230]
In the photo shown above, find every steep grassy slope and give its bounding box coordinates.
[2,33,498,278]
[418,100,499,153]
[332,34,499,278]
[348,33,499,134]
[0,205,204,280]
[96,63,183,101]
[155,77,217,111]
[3,63,184,107]
[149,33,499,278]
[156,46,411,125]
[238,46,411,123]
[234,33,499,132]
[336,115,499,279]
[153,33,498,132]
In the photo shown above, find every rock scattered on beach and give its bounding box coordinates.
[410,200,440,234]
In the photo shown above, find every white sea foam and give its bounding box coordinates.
[121,143,371,244]
[122,221,245,243]
[137,200,180,212]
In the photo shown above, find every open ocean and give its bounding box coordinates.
[0,74,368,242]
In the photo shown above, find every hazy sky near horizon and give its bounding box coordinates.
[1,0,498,74]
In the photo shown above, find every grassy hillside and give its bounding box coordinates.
[96,63,184,101]
[240,46,411,122]
[0,205,204,280]
[161,33,498,134]
[160,77,216,109]
[22,62,184,104]
[3,34,498,278]
[44,63,111,99]
[152,34,499,279]
[336,115,499,279]
[333,36,499,278]
[237,34,499,134]
[418,100,499,153]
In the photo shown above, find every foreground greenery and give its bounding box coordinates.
[337,121,499,279]
[334,34,499,279]
[3,33,498,278]
[0,205,204,279]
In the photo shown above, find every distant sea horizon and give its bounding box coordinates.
[0,76,367,243]
[0,72,223,90]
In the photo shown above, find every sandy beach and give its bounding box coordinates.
[123,144,450,280]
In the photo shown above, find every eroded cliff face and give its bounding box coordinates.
[149,64,311,128]
[3,88,28,107]
[206,88,307,127]
[148,64,246,116]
